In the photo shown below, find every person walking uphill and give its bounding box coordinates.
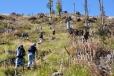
[52,29,55,40]
[15,45,26,75]
[39,25,42,32]
[27,43,38,70]
[38,32,43,44]
[66,17,71,30]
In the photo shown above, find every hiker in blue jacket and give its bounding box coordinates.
[39,25,42,32]
[27,43,38,70]
[15,45,26,75]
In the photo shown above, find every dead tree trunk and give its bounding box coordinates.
[73,3,77,20]
[99,0,105,27]
[84,0,89,30]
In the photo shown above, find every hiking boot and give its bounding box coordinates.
[38,42,41,44]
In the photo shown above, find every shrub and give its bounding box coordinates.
[57,17,62,22]
[52,17,58,22]
[28,16,37,21]
[0,22,7,29]
[0,15,6,20]
[13,30,23,37]
[74,22,84,30]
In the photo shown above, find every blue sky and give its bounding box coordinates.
[0,0,114,16]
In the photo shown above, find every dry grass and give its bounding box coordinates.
[0,14,114,76]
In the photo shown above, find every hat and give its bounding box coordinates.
[19,45,23,49]
[33,43,36,46]
[19,44,23,47]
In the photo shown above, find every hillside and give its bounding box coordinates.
[0,13,114,76]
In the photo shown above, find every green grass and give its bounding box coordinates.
[63,63,92,76]
[0,22,92,76]
[0,17,104,76]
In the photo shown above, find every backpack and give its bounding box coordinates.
[28,45,37,54]
[28,45,34,52]
[16,48,25,57]
[39,33,43,38]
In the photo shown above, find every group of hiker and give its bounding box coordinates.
[14,20,86,75]
[38,25,56,44]
[14,24,57,75]
[15,43,38,75]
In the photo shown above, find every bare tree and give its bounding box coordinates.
[73,3,77,20]
[84,0,89,30]
[98,0,105,27]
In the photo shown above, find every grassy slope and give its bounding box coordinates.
[0,22,91,76]
[25,23,91,76]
